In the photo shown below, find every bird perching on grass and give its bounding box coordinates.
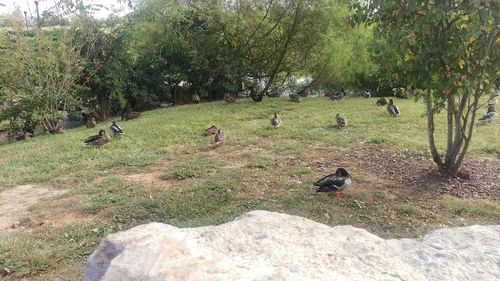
[387,99,400,116]
[84,129,110,148]
[376,97,388,106]
[121,111,141,121]
[336,113,347,128]
[192,92,201,104]
[203,125,219,136]
[362,91,371,98]
[271,113,281,128]
[110,121,124,137]
[213,128,226,147]
[86,117,96,128]
[250,87,264,102]
[329,89,347,100]
[289,93,301,103]
[314,168,352,199]
[478,106,497,123]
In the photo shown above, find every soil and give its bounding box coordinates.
[0,184,67,230]
[350,144,500,201]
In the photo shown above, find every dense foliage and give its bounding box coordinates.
[0,0,378,132]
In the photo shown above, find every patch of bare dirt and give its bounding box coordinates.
[296,144,499,201]
[352,145,500,201]
[0,184,67,230]
[124,172,177,189]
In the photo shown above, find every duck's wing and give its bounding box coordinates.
[388,105,398,115]
[315,173,341,187]
[84,134,101,144]
[271,117,280,127]
[337,116,346,126]
[203,127,217,136]
[315,175,350,192]
[479,112,497,121]
[110,124,123,134]
[394,105,400,115]
[214,132,225,143]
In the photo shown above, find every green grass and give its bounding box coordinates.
[0,96,499,280]
[441,196,500,217]
[167,156,222,179]
[1,97,498,187]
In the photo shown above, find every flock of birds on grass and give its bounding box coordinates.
[82,91,497,200]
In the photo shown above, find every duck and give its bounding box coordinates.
[478,106,497,123]
[213,128,226,146]
[84,129,110,148]
[86,117,96,128]
[387,99,400,116]
[289,93,301,103]
[329,89,346,100]
[110,121,124,136]
[376,97,388,106]
[314,168,352,198]
[271,113,281,128]
[15,132,33,141]
[50,127,65,134]
[336,113,347,128]
[224,93,237,103]
[121,111,140,121]
[203,125,219,136]
[192,92,201,104]
[250,87,264,102]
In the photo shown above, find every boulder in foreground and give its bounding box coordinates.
[85,210,499,281]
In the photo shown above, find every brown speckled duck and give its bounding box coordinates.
[336,113,347,128]
[84,129,110,148]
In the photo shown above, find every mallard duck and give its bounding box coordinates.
[478,106,497,123]
[86,117,96,128]
[289,93,301,103]
[224,93,237,103]
[192,92,201,104]
[271,113,281,128]
[160,102,175,108]
[314,168,352,198]
[50,127,65,134]
[387,99,400,116]
[376,97,388,106]
[336,113,347,128]
[110,121,124,136]
[203,125,219,136]
[84,129,110,148]
[15,132,33,141]
[213,128,226,146]
[329,89,346,100]
[121,111,140,121]
[250,87,264,102]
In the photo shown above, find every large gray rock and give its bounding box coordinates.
[85,211,499,281]
[388,225,500,281]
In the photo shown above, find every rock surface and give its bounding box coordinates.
[85,211,499,281]
[388,225,500,281]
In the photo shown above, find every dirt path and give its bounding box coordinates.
[0,184,67,230]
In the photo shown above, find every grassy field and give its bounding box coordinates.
[0,96,499,280]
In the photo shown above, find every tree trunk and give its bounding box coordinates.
[425,92,444,168]
[258,3,301,96]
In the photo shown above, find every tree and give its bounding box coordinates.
[359,0,499,176]
[0,19,91,133]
